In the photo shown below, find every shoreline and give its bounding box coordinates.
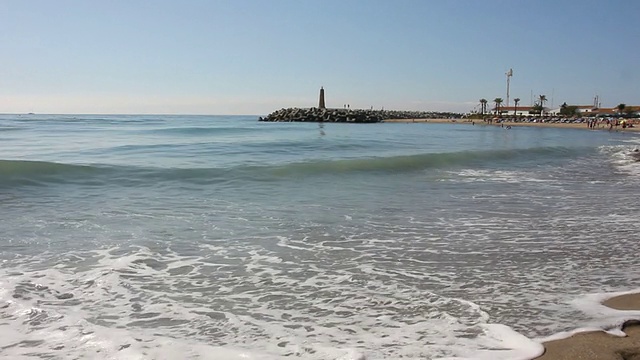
[382,118,640,132]
[360,117,640,358]
[534,292,640,359]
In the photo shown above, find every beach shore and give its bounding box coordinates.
[384,118,640,357]
[534,293,640,360]
[382,118,640,132]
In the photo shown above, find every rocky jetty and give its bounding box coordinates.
[259,108,457,123]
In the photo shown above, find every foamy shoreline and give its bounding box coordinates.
[383,118,640,132]
[385,117,640,359]
[533,291,640,359]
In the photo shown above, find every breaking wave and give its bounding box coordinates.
[0,146,587,187]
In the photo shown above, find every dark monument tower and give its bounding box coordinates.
[318,87,326,109]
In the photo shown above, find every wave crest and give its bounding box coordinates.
[0,146,582,187]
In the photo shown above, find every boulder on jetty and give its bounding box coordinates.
[258,108,455,123]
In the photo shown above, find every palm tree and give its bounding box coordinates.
[513,98,520,117]
[617,103,626,115]
[494,98,503,116]
[479,99,488,115]
[538,95,547,114]
[538,95,547,106]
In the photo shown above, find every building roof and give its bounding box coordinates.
[589,107,616,114]
[492,106,542,111]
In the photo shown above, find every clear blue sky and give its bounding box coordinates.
[1,0,638,114]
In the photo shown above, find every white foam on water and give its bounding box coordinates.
[600,144,640,171]
[0,250,275,360]
[446,169,556,184]
[0,247,375,359]
[436,324,544,360]
[531,289,640,354]
[0,245,556,360]
[619,136,640,144]
[443,289,640,360]
[2,208,640,360]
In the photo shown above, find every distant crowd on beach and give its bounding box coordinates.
[597,118,634,130]
[481,116,637,130]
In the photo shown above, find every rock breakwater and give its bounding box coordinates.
[259,108,458,123]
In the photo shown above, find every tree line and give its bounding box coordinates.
[478,95,545,116]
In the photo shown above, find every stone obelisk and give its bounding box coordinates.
[318,87,326,109]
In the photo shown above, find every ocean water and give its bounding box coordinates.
[1,114,640,360]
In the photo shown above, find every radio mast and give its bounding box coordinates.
[506,68,513,107]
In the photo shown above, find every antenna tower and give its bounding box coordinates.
[505,68,513,107]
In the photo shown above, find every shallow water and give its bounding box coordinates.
[1,114,640,359]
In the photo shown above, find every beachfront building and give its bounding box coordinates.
[593,106,640,117]
[547,105,596,116]
[546,105,640,118]
[574,105,600,114]
[584,107,616,116]
[492,106,546,116]
[557,105,600,115]
[622,106,640,116]
[547,105,620,117]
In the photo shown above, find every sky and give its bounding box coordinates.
[1,0,639,115]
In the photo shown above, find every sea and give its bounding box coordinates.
[1,114,640,360]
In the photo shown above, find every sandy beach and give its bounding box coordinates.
[383,118,640,132]
[534,293,640,359]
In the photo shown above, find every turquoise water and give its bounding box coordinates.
[1,114,640,359]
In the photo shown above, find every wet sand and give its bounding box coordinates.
[382,118,640,132]
[535,293,640,360]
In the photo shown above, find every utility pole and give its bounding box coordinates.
[506,68,513,107]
